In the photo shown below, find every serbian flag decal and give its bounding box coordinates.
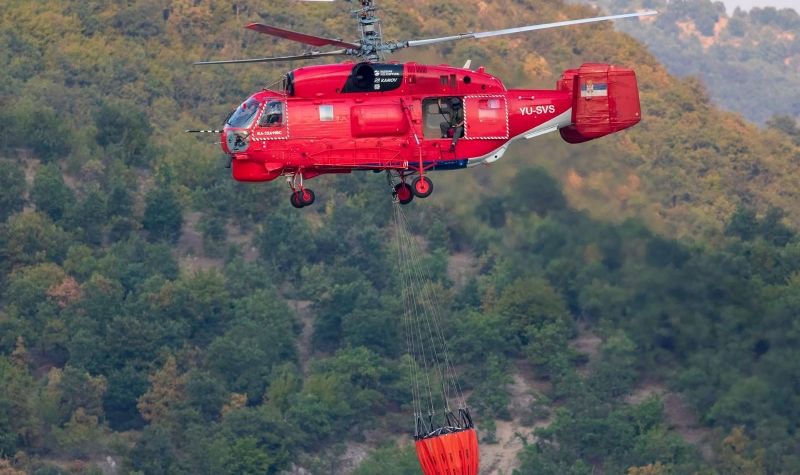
[580,80,608,97]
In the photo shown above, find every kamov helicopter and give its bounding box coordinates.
[191,0,657,208]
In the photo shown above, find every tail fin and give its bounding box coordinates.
[558,64,642,144]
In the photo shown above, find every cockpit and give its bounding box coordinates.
[223,95,287,154]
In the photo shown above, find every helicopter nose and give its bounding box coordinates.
[225,129,250,153]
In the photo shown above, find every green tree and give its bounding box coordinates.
[185,370,227,422]
[207,290,295,399]
[506,167,567,216]
[94,102,154,166]
[256,208,316,275]
[52,408,103,458]
[70,185,109,245]
[757,207,794,247]
[198,213,227,257]
[129,424,177,474]
[224,437,271,475]
[494,277,573,350]
[31,164,73,222]
[0,357,35,457]
[96,236,179,291]
[0,212,68,270]
[725,206,758,241]
[142,182,183,244]
[4,263,66,335]
[171,269,232,344]
[468,354,512,419]
[7,99,72,161]
[104,363,149,431]
[0,161,26,222]
[353,444,420,475]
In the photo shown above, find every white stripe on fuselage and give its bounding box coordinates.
[467,108,572,167]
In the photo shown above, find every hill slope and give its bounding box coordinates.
[0,1,799,474]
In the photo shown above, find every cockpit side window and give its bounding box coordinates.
[258,100,284,127]
[226,98,262,128]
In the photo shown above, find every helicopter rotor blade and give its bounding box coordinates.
[194,49,350,65]
[402,11,657,49]
[246,23,359,49]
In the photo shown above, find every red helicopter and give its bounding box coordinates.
[192,0,656,209]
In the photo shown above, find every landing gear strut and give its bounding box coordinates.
[288,174,315,208]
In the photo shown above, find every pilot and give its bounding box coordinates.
[261,101,283,127]
[439,97,464,151]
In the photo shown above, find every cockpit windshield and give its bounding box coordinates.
[226,98,261,128]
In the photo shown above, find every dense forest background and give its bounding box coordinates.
[1,0,799,474]
[579,0,800,125]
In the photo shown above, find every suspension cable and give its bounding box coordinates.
[393,200,471,437]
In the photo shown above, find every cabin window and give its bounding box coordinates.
[258,100,284,127]
[480,98,502,109]
[319,105,334,122]
[477,98,502,121]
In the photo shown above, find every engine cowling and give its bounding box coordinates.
[558,63,642,144]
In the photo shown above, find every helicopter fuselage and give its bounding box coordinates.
[221,61,641,186]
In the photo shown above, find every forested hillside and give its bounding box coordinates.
[1,0,799,474]
[578,0,800,125]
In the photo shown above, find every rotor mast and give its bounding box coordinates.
[354,0,385,61]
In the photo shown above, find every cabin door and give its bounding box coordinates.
[464,95,509,140]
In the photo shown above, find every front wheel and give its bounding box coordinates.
[412,176,433,198]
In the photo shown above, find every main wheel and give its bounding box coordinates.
[298,188,315,207]
[394,183,414,205]
[290,192,304,209]
[412,176,433,198]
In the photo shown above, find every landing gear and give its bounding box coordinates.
[387,170,434,205]
[395,183,414,205]
[289,189,314,208]
[287,174,315,208]
[290,188,315,208]
[412,176,433,198]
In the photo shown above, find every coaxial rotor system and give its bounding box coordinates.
[195,0,657,65]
